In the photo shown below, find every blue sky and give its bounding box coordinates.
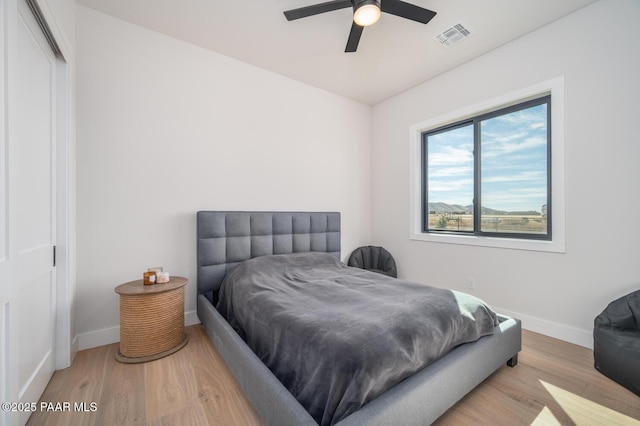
[426,103,548,213]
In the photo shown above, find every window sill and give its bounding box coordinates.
[409,230,565,253]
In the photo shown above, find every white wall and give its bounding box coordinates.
[371,0,640,348]
[75,6,372,349]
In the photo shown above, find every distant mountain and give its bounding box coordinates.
[428,202,540,216]
[428,202,471,214]
[480,206,506,215]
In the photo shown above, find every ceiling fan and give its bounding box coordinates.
[284,0,437,53]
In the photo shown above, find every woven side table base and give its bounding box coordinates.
[115,276,189,364]
[115,333,189,364]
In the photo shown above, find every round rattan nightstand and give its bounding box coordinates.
[114,276,189,363]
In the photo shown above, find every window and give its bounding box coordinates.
[409,77,565,253]
[422,96,551,240]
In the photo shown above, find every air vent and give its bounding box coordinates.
[434,23,471,47]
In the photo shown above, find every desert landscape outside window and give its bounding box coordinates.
[422,95,551,240]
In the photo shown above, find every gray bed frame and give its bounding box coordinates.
[196,211,521,425]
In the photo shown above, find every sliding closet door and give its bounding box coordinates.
[0,0,58,424]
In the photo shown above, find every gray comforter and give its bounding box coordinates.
[216,252,498,426]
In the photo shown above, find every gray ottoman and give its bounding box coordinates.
[593,289,640,396]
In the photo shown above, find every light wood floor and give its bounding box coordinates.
[27,326,640,426]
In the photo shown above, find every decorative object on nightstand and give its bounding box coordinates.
[114,276,189,363]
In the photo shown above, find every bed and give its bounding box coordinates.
[196,211,521,425]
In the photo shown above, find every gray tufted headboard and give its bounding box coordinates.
[197,211,341,303]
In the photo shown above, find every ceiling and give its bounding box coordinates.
[76,0,596,105]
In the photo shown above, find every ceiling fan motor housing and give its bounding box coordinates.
[353,0,381,9]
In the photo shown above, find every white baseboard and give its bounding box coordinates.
[77,325,120,351]
[497,307,593,349]
[76,310,201,351]
[185,310,201,327]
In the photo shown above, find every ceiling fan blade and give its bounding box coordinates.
[345,22,364,52]
[381,0,436,24]
[284,0,352,21]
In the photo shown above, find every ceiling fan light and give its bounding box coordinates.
[353,2,381,27]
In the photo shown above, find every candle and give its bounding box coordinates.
[143,271,156,285]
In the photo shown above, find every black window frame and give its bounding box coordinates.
[421,95,552,241]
